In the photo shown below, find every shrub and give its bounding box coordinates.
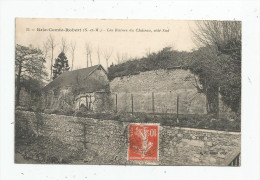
[43,109,53,114]
[47,156,59,163]
[61,157,72,164]
[51,109,60,114]
[196,120,210,129]
[64,109,75,116]
[74,110,88,117]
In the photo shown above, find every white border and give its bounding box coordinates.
[1,0,260,180]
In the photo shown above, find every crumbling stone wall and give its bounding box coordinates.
[43,86,74,111]
[159,126,240,165]
[16,110,240,165]
[110,69,207,114]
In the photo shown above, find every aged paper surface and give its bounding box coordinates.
[14,18,241,166]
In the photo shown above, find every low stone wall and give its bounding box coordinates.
[16,110,240,166]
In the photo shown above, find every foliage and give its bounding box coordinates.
[183,46,222,115]
[52,52,70,79]
[217,39,241,113]
[20,77,44,96]
[15,111,84,164]
[108,22,241,115]
[15,44,47,80]
[108,38,241,115]
[192,21,241,113]
[15,44,47,106]
[108,47,188,80]
[42,109,240,132]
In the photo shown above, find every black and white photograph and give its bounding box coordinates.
[15,18,241,166]
[0,1,259,180]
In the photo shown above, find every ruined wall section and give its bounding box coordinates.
[110,69,207,114]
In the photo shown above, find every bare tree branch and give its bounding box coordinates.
[42,41,49,59]
[121,52,128,63]
[70,41,76,71]
[60,37,68,53]
[192,21,241,51]
[96,46,101,65]
[103,48,113,69]
[115,52,121,64]
[85,42,92,67]
[47,34,57,80]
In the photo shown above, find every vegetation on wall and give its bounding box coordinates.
[107,22,241,115]
[108,47,188,81]
[191,21,241,114]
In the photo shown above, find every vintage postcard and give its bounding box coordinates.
[15,18,241,166]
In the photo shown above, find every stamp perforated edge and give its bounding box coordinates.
[127,123,160,162]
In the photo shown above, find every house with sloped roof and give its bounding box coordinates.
[42,64,112,112]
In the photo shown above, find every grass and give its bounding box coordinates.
[15,111,85,164]
[17,106,241,132]
[43,108,241,132]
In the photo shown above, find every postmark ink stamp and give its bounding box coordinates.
[128,123,159,161]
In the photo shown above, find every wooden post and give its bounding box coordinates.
[236,155,239,166]
[131,94,134,115]
[25,118,29,137]
[85,96,88,110]
[206,97,209,113]
[83,124,86,149]
[152,92,155,114]
[115,94,118,113]
[177,95,179,123]
[216,87,220,119]
[89,95,92,110]
[36,116,39,136]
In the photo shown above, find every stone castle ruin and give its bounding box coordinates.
[42,65,208,114]
[110,67,207,114]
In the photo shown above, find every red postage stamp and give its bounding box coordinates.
[128,124,159,161]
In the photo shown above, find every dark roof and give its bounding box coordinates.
[43,64,107,92]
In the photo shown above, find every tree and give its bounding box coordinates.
[115,52,129,64]
[96,46,101,64]
[115,52,121,64]
[103,48,113,69]
[52,52,70,79]
[145,48,151,56]
[192,21,241,113]
[42,41,49,60]
[85,42,92,67]
[121,52,128,63]
[185,46,222,115]
[60,37,68,53]
[15,44,47,106]
[193,21,241,50]
[42,41,49,72]
[47,34,57,80]
[70,41,76,71]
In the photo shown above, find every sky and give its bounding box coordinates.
[16,18,198,76]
